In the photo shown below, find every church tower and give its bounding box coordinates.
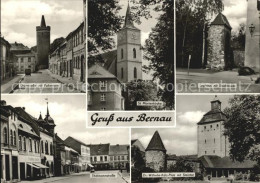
[36,15,51,69]
[197,96,230,158]
[116,3,142,83]
[145,131,166,172]
[44,102,56,135]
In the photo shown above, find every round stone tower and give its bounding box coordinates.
[145,131,166,172]
[36,15,51,70]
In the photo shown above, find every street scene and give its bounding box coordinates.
[1,0,86,94]
[176,0,260,93]
[0,95,130,183]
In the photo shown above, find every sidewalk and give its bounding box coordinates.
[1,74,25,93]
[46,70,86,93]
[20,172,90,183]
[118,171,130,183]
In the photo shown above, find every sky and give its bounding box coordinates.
[220,0,247,32]
[1,95,129,145]
[132,95,234,156]
[1,0,85,48]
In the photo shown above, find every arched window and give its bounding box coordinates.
[13,131,16,146]
[41,141,44,153]
[3,127,7,144]
[121,68,124,79]
[23,137,26,151]
[45,141,49,154]
[121,49,123,59]
[134,67,137,79]
[133,48,136,58]
[29,139,32,152]
[10,130,13,145]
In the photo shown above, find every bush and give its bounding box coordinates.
[235,172,243,180]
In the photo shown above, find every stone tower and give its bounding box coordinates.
[116,3,142,83]
[36,15,51,69]
[197,96,230,158]
[245,0,260,71]
[145,131,166,172]
[207,13,232,70]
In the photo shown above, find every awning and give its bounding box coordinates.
[33,163,49,169]
[88,164,94,168]
[28,163,40,169]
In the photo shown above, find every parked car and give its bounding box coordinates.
[25,69,31,76]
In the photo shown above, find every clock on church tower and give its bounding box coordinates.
[116,3,142,83]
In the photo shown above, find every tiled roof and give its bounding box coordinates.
[146,131,166,152]
[88,64,117,79]
[198,109,227,125]
[211,13,232,29]
[65,136,88,147]
[109,144,129,155]
[88,143,110,156]
[10,42,30,51]
[200,156,256,169]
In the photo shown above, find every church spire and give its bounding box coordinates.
[124,1,134,27]
[38,112,43,120]
[46,101,50,117]
[40,15,46,27]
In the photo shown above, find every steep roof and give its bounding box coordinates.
[65,136,88,147]
[41,15,46,27]
[146,131,166,152]
[200,156,256,169]
[211,13,232,29]
[198,109,227,125]
[123,3,139,30]
[109,144,129,155]
[88,64,117,79]
[88,143,110,156]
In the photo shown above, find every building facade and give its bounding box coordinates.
[16,53,36,74]
[88,64,125,110]
[64,136,91,171]
[197,97,230,158]
[245,0,260,71]
[1,37,15,81]
[109,144,129,170]
[36,15,51,69]
[145,131,167,172]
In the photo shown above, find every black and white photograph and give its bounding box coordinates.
[0,95,130,183]
[131,95,260,182]
[1,0,86,94]
[176,0,260,93]
[88,0,174,111]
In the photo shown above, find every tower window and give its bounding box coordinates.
[121,68,124,79]
[134,67,137,79]
[205,151,207,154]
[101,94,106,101]
[217,124,219,128]
[133,48,136,58]
[214,138,216,143]
[213,150,215,153]
[121,49,123,59]
[204,126,206,130]
[205,139,206,144]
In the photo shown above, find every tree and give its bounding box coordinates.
[223,95,260,164]
[125,80,164,110]
[176,0,224,68]
[131,0,175,109]
[88,0,123,66]
[231,23,246,50]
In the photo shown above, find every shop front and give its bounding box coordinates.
[19,154,48,180]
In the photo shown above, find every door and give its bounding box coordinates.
[12,156,18,179]
[5,155,10,181]
[20,163,26,180]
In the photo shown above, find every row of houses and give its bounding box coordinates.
[1,100,129,182]
[0,37,37,83]
[49,21,85,83]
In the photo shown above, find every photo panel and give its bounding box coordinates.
[87,0,175,127]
